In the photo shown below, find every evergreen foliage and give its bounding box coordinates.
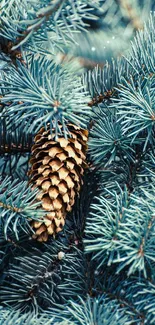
[0,1,155,324]
[48,295,132,324]
[0,0,99,53]
[0,56,91,134]
[0,242,87,312]
[0,308,52,325]
[0,176,44,240]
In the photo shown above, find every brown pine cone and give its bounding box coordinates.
[29,124,88,242]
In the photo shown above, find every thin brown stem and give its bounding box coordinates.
[0,145,31,154]
[0,201,21,213]
[88,90,115,107]
[119,0,143,30]
[58,52,105,69]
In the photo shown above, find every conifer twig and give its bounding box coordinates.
[88,90,115,107]
[37,0,66,19]
[12,0,66,49]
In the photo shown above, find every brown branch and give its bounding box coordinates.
[0,201,21,213]
[58,52,105,70]
[0,145,31,154]
[89,274,145,323]
[88,89,116,107]
[119,0,143,30]
[77,57,105,70]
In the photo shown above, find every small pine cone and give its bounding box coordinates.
[29,124,88,242]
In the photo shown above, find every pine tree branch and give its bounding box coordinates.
[0,242,87,311]
[104,290,145,323]
[0,56,91,134]
[92,266,152,324]
[12,0,67,49]
[0,176,45,240]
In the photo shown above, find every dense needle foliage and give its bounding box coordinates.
[0,1,155,324]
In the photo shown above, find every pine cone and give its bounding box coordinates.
[29,124,88,242]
